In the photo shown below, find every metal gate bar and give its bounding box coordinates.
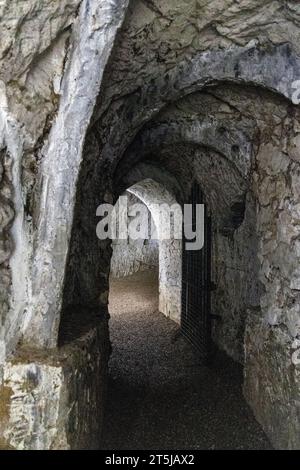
[181,182,212,361]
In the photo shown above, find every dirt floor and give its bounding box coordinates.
[101,270,271,450]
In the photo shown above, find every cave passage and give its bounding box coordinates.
[101,271,271,450]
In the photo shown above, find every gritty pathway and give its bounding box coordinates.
[101,271,271,450]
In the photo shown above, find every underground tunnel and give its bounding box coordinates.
[0,0,300,451]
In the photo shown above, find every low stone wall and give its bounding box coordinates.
[0,318,110,450]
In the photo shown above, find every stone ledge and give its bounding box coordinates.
[0,320,110,450]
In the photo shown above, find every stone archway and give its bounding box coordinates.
[127,179,182,323]
[110,178,182,323]
[19,43,300,351]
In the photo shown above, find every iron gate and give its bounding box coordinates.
[181,182,212,361]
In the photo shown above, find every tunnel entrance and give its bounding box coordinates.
[49,81,300,449]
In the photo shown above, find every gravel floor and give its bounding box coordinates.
[101,271,271,450]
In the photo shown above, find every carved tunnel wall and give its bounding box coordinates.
[0,0,300,450]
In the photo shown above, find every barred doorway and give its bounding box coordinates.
[181,182,213,362]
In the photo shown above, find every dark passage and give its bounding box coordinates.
[101,271,271,450]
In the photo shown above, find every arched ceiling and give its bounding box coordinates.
[94,0,300,120]
[112,83,297,231]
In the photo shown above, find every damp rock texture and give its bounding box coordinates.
[0,0,300,450]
